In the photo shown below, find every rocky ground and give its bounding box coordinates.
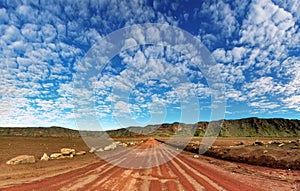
[0,136,299,190]
[183,137,300,170]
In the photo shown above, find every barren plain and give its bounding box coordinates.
[0,136,299,190]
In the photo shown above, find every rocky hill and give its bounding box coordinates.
[0,126,81,138]
[192,117,300,137]
[219,118,300,137]
[0,118,299,138]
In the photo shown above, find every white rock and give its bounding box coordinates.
[7,155,35,165]
[50,153,62,159]
[75,151,86,156]
[61,148,75,155]
[104,145,113,151]
[104,143,117,151]
[40,153,50,161]
[103,146,110,151]
[89,147,96,153]
[193,155,199,159]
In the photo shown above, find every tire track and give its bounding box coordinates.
[178,154,259,191]
[3,138,262,191]
[50,156,127,190]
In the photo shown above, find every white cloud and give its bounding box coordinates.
[231,47,247,63]
[200,1,238,39]
[0,8,9,24]
[0,0,298,129]
[113,101,130,116]
[243,77,279,97]
[239,0,297,62]
[2,25,22,44]
[16,5,38,22]
[272,0,300,20]
[41,24,57,43]
[249,100,280,109]
[211,48,233,63]
[282,95,300,112]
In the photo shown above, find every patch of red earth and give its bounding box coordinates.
[3,138,297,191]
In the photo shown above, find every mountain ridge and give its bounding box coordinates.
[0,117,299,137]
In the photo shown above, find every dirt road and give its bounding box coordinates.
[2,138,269,191]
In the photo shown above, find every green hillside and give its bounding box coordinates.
[0,118,299,138]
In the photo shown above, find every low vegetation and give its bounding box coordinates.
[0,117,299,138]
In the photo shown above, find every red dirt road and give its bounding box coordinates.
[0,138,284,190]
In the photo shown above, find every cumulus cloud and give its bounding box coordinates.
[282,95,300,112]
[204,0,300,117]
[0,0,299,129]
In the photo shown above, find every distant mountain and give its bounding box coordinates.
[0,126,80,138]
[199,117,300,137]
[0,118,299,138]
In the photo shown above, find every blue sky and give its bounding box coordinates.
[0,0,299,130]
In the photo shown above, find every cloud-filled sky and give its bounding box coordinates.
[0,0,299,130]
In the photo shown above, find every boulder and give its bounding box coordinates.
[96,148,104,152]
[40,153,50,161]
[50,153,74,159]
[104,143,117,151]
[6,155,35,165]
[50,153,63,159]
[61,148,75,155]
[89,147,96,153]
[75,151,86,156]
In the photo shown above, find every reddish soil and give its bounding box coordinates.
[0,137,299,190]
[182,137,300,170]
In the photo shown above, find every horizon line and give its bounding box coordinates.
[1,116,299,131]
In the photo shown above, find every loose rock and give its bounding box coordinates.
[61,148,75,155]
[40,153,50,161]
[75,151,86,156]
[89,147,96,153]
[50,153,62,159]
[104,143,117,151]
[50,153,74,159]
[7,155,35,165]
